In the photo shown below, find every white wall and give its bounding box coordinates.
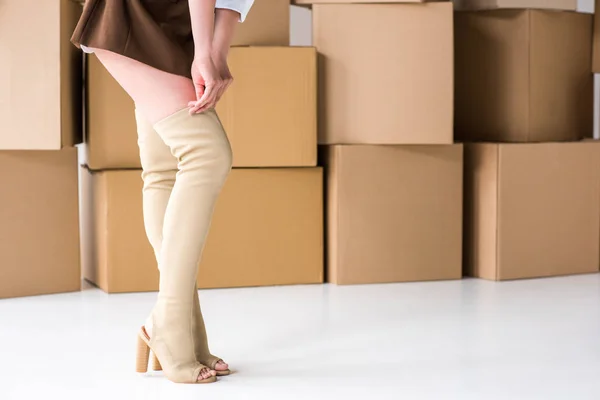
[290,6,312,47]
[579,0,594,13]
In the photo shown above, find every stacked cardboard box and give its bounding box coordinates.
[81,3,324,292]
[0,0,82,298]
[295,0,463,285]
[455,1,600,280]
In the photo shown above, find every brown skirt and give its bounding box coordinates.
[71,0,195,79]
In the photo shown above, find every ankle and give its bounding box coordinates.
[145,316,153,338]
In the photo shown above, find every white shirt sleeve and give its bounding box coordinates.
[215,0,255,23]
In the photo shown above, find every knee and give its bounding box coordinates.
[214,139,233,180]
[179,134,232,183]
[204,137,233,181]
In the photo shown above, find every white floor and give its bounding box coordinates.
[1,275,600,400]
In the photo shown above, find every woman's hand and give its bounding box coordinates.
[188,57,224,114]
[212,52,234,103]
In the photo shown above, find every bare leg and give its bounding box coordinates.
[93,49,230,381]
[93,49,196,123]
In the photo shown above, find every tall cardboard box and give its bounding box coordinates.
[324,145,463,285]
[0,0,82,150]
[232,0,290,46]
[455,10,593,142]
[85,47,317,169]
[0,149,81,298]
[464,142,600,281]
[454,0,579,11]
[313,3,453,144]
[81,168,323,293]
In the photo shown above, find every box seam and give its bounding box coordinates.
[58,1,65,149]
[495,145,501,280]
[335,146,342,284]
[103,173,111,291]
[527,10,532,141]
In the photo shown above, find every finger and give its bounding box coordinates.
[207,82,221,106]
[195,99,215,113]
[195,102,216,114]
[189,103,204,115]
[194,83,205,102]
[197,82,217,107]
[188,99,205,114]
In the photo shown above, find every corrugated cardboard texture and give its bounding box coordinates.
[81,168,323,293]
[464,142,600,281]
[454,0,578,11]
[86,47,316,169]
[325,145,463,285]
[217,47,317,167]
[0,0,82,150]
[232,0,289,46]
[86,55,140,170]
[455,10,593,142]
[0,149,81,298]
[313,3,453,144]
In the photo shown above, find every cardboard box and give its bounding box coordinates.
[216,47,317,167]
[79,168,157,293]
[464,142,600,281]
[314,3,453,144]
[81,168,323,293]
[86,55,140,170]
[232,0,290,46]
[199,168,323,288]
[324,145,463,285]
[85,47,317,169]
[454,0,578,11]
[455,10,593,142]
[0,0,82,150]
[0,149,80,298]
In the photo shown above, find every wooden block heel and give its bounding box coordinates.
[136,333,150,373]
[152,353,162,371]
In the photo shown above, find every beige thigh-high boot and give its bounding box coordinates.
[135,108,232,384]
[135,110,229,375]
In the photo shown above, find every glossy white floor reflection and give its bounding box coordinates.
[1,275,600,400]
